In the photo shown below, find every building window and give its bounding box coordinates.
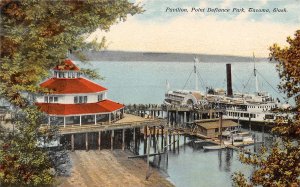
[74,96,88,104]
[74,96,78,103]
[98,94,103,101]
[58,72,65,78]
[44,96,58,103]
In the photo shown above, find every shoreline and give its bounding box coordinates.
[58,150,174,187]
[70,50,270,63]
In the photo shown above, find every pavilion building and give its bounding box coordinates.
[36,59,124,127]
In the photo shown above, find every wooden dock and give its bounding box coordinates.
[58,114,165,135]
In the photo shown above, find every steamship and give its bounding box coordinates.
[164,57,286,123]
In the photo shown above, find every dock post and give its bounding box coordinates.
[98,131,101,150]
[173,133,176,151]
[175,110,178,127]
[153,127,157,153]
[144,126,147,154]
[177,133,180,153]
[85,133,88,151]
[161,126,164,146]
[133,128,136,152]
[219,113,223,145]
[122,129,125,151]
[156,126,159,151]
[71,134,74,152]
[111,130,114,151]
[169,131,172,150]
[173,112,176,128]
[146,129,151,180]
[164,130,168,152]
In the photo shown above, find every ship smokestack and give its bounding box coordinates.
[226,64,233,97]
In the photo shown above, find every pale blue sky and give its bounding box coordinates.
[89,0,300,57]
[134,0,300,24]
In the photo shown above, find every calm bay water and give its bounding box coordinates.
[84,61,285,105]
[82,61,278,187]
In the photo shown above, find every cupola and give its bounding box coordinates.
[53,59,81,79]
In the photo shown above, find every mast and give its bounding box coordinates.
[253,53,259,92]
[166,80,170,93]
[194,57,199,91]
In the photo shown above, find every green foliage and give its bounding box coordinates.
[232,30,300,186]
[0,106,57,186]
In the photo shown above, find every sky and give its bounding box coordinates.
[87,0,300,57]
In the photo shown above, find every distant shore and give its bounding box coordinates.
[58,150,173,187]
[72,50,270,63]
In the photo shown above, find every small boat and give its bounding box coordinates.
[223,132,254,146]
[194,139,211,143]
[203,145,226,150]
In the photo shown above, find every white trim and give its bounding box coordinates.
[46,108,124,117]
[41,91,107,96]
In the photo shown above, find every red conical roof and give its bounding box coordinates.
[53,59,80,71]
[36,100,124,115]
[40,78,107,94]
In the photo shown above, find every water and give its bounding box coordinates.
[81,60,278,186]
[135,131,269,187]
[83,61,286,105]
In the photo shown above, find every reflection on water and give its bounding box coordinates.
[136,130,272,187]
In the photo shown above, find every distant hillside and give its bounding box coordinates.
[76,50,268,62]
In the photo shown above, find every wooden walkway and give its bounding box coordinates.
[58,114,166,135]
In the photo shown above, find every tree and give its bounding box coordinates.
[0,0,142,185]
[0,106,56,186]
[0,0,143,107]
[232,30,300,186]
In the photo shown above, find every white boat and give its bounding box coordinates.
[164,56,288,123]
[203,145,226,150]
[223,132,254,146]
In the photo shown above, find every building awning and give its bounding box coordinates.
[40,77,107,94]
[196,120,238,130]
[36,100,124,115]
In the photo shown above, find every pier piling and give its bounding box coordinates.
[122,129,125,151]
[71,134,74,152]
[111,130,114,151]
[98,131,101,150]
[85,132,88,151]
